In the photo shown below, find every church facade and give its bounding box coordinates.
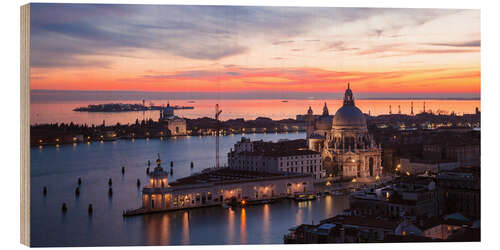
[306,84,382,179]
[159,103,187,136]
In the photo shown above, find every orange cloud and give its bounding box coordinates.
[31,66,480,95]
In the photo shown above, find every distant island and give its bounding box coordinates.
[73,103,194,112]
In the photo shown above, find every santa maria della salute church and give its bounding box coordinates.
[306,84,382,179]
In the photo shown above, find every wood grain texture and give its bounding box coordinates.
[20,3,30,246]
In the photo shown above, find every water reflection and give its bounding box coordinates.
[298,200,312,208]
[31,99,480,126]
[262,204,270,242]
[227,208,235,244]
[182,211,189,244]
[240,208,247,244]
[295,204,303,226]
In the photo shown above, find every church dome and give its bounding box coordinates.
[332,83,367,130]
[332,105,366,128]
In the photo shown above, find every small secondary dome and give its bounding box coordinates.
[332,83,367,130]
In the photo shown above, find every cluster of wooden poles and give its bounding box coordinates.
[43,166,141,215]
[45,160,196,215]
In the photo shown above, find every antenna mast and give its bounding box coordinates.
[215,104,222,168]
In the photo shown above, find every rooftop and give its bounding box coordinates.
[168,167,311,187]
[234,149,320,157]
[321,215,401,230]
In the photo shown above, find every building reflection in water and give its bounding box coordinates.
[296,201,312,225]
[298,200,312,208]
[240,208,247,244]
[227,208,235,244]
[182,211,190,244]
[262,204,270,242]
[161,214,170,244]
[143,214,171,245]
[134,196,349,246]
[295,205,303,225]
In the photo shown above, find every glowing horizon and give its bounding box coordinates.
[29,4,480,98]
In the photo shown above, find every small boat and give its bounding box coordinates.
[281,100,288,103]
[222,203,230,209]
[293,194,316,201]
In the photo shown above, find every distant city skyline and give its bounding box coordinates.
[30,4,480,98]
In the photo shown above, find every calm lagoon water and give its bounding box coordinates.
[30,132,349,247]
[30,99,480,126]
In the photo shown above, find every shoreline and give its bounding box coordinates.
[31,131,305,148]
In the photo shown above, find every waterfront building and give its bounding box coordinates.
[130,155,315,215]
[349,176,439,220]
[228,137,324,180]
[142,155,170,209]
[31,132,85,146]
[306,84,382,179]
[159,103,187,136]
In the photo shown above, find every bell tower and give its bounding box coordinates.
[322,102,329,116]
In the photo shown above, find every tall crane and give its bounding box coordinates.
[215,104,222,168]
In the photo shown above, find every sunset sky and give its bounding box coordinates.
[30,4,480,100]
